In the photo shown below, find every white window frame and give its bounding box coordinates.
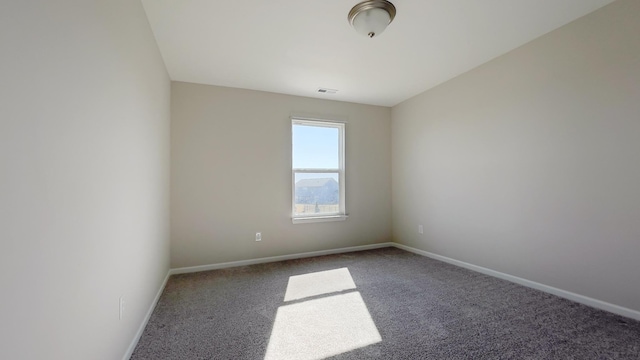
[291,117,347,224]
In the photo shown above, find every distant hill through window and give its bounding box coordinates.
[295,177,339,205]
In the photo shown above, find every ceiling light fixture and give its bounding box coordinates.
[348,0,396,38]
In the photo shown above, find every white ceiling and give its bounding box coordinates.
[141,0,614,107]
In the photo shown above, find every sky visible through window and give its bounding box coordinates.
[293,124,339,182]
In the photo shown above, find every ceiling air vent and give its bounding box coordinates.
[317,88,338,94]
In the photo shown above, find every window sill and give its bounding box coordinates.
[292,215,348,224]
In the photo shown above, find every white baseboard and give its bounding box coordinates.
[169,242,394,275]
[392,243,640,321]
[122,271,171,360]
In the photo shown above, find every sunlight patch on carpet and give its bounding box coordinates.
[284,267,356,302]
[265,268,381,360]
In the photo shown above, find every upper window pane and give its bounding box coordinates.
[292,124,339,169]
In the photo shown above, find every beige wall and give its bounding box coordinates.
[0,1,170,359]
[171,82,392,268]
[392,0,640,312]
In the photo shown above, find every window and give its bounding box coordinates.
[292,118,346,223]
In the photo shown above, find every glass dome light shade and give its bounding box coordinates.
[348,0,396,38]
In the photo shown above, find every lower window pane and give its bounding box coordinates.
[294,173,340,216]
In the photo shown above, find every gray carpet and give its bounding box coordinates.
[131,248,640,359]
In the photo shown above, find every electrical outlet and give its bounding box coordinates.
[418,225,424,234]
[119,297,125,320]
[255,232,262,241]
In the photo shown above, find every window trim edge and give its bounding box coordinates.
[292,215,349,224]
